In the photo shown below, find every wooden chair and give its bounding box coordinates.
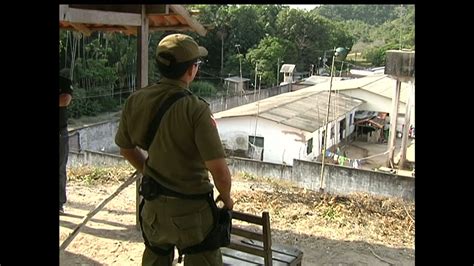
[221,211,303,266]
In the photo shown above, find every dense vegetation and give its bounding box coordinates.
[59,4,414,118]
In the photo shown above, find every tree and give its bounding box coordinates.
[254,5,288,36]
[276,9,352,72]
[246,36,296,86]
[315,5,399,26]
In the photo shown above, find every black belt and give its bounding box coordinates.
[139,175,210,201]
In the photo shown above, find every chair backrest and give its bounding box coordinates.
[229,211,273,266]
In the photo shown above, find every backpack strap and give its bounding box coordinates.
[144,90,191,150]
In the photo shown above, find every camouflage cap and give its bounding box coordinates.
[156,34,208,66]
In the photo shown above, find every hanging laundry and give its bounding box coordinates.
[353,159,360,169]
[338,156,347,166]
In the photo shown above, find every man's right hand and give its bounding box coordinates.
[216,194,234,210]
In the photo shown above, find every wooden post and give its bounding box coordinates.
[136,4,149,230]
[137,5,149,90]
[262,212,273,266]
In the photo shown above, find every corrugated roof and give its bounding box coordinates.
[296,74,412,104]
[299,76,342,85]
[215,89,364,132]
[224,76,251,82]
[280,64,296,73]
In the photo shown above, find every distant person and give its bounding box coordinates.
[115,33,233,265]
[409,125,415,138]
[59,74,73,214]
[383,113,390,142]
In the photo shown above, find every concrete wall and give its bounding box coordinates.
[69,120,120,154]
[228,157,414,201]
[292,159,414,201]
[66,151,413,201]
[68,149,128,168]
[227,157,293,181]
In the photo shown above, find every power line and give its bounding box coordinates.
[198,70,225,79]
[73,89,133,100]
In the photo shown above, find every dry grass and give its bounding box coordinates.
[231,172,414,249]
[68,165,135,185]
[67,166,414,250]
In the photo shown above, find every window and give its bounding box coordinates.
[321,130,325,150]
[249,136,264,161]
[349,113,353,126]
[330,126,335,139]
[306,138,313,155]
[249,136,264,147]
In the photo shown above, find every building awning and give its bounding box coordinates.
[59,4,208,36]
[354,118,384,129]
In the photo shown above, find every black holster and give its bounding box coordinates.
[182,206,232,254]
[139,175,161,200]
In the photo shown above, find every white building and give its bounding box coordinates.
[349,66,385,77]
[214,88,364,165]
[224,76,251,95]
[280,64,296,84]
[300,74,415,133]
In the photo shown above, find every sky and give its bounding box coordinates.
[286,4,320,11]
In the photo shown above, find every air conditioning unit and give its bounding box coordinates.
[222,132,249,151]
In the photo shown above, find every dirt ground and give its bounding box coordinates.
[60,167,414,266]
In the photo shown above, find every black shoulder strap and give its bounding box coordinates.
[144,90,191,150]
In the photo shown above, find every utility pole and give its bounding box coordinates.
[221,33,224,76]
[254,63,258,102]
[399,4,404,50]
[235,44,243,95]
[277,57,281,86]
[319,47,336,192]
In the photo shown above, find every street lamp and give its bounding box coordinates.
[235,44,243,94]
[335,47,348,77]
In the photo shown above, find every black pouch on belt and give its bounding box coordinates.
[139,176,160,200]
